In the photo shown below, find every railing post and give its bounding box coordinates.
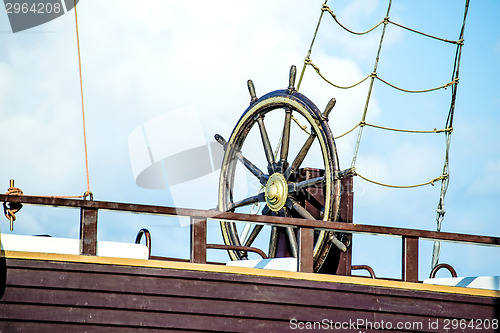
[297,227,314,273]
[337,174,354,275]
[80,208,98,255]
[190,217,207,264]
[402,236,419,282]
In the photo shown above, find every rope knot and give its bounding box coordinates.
[4,181,23,228]
[304,57,320,73]
[431,174,447,185]
[6,186,23,197]
[444,78,459,89]
[321,4,333,16]
[383,17,390,25]
[83,191,94,200]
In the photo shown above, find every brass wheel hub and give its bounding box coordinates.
[265,173,288,212]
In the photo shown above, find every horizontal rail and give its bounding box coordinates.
[2,195,498,247]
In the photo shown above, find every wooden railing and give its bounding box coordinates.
[1,194,499,282]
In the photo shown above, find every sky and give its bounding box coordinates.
[0,0,498,281]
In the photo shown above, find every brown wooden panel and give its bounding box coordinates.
[5,258,497,306]
[5,259,497,307]
[5,258,494,307]
[1,301,497,333]
[0,286,323,322]
[5,284,493,329]
[0,321,172,333]
[3,262,497,321]
[1,258,499,332]
[0,303,292,332]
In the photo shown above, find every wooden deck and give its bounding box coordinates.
[0,251,498,332]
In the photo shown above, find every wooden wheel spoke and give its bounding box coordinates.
[289,199,346,252]
[256,116,275,166]
[229,192,265,211]
[243,224,264,247]
[285,226,298,258]
[288,176,324,194]
[215,134,268,184]
[288,198,315,220]
[279,108,292,172]
[284,132,316,179]
[268,225,278,258]
[236,151,268,184]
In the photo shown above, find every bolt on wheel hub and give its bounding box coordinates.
[265,173,288,212]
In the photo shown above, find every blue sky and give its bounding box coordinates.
[0,0,498,281]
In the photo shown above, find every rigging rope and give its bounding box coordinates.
[291,115,312,135]
[297,0,328,91]
[305,57,459,93]
[356,172,447,189]
[322,4,463,45]
[432,0,470,269]
[297,0,470,269]
[334,122,360,140]
[305,57,371,89]
[363,122,453,134]
[375,75,459,94]
[351,0,392,168]
[2,1,92,204]
[332,121,452,140]
[74,0,92,199]
[322,4,386,36]
[388,20,464,46]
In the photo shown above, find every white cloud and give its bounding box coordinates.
[467,159,500,196]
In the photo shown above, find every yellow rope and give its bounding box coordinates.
[6,2,94,203]
[291,115,311,135]
[298,0,469,269]
[389,20,464,45]
[356,172,448,189]
[305,57,458,94]
[351,0,393,169]
[297,0,329,91]
[332,121,451,140]
[334,122,361,139]
[364,122,453,134]
[322,5,386,35]
[73,0,91,197]
[305,58,371,89]
[322,4,463,45]
[375,75,459,94]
